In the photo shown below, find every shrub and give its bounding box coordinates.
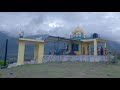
[116,53,120,60]
[109,55,118,64]
[0,60,8,66]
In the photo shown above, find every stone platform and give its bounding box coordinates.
[42,55,113,63]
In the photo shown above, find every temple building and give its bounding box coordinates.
[17,26,107,65]
[66,26,106,55]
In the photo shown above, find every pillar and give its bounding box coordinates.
[89,43,91,55]
[81,42,83,55]
[87,43,90,55]
[83,43,89,55]
[67,41,71,54]
[103,41,106,55]
[104,41,106,48]
[34,43,39,60]
[78,42,81,55]
[94,39,97,55]
[84,43,89,55]
[17,41,25,65]
[37,42,44,64]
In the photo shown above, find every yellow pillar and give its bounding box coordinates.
[103,41,106,55]
[34,43,39,60]
[78,42,81,55]
[81,42,83,55]
[83,43,88,55]
[87,43,90,55]
[17,41,25,65]
[104,41,106,48]
[84,43,89,55]
[37,42,44,64]
[67,42,71,54]
[85,43,87,55]
[94,39,97,55]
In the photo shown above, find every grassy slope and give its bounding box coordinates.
[0,61,120,78]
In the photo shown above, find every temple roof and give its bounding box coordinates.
[70,26,85,39]
[74,26,83,33]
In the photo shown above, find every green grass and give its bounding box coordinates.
[0,61,120,78]
[0,60,8,66]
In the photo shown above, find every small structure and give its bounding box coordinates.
[17,38,44,65]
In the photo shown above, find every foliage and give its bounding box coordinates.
[109,55,118,64]
[0,60,8,66]
[116,53,120,60]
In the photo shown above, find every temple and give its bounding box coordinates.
[66,26,106,55]
[17,26,107,65]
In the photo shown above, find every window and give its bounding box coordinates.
[74,44,79,51]
[72,43,79,51]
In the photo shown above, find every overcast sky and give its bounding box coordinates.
[0,12,120,43]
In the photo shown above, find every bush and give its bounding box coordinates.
[116,54,120,60]
[0,60,8,66]
[109,55,118,64]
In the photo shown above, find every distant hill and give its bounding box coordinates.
[0,32,120,62]
[106,40,120,52]
[0,32,18,58]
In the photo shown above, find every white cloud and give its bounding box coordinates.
[0,12,120,43]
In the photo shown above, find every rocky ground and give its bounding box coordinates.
[7,60,37,68]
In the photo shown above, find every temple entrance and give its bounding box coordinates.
[17,38,44,65]
[24,43,34,63]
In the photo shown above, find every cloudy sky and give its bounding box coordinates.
[0,12,120,43]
